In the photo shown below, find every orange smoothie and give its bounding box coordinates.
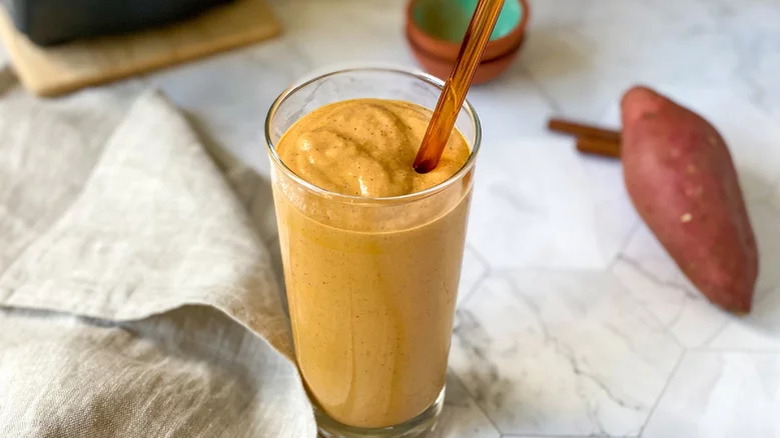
[273,98,472,428]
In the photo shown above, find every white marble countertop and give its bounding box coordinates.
[11,0,780,436]
[151,1,780,437]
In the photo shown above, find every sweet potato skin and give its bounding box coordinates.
[621,86,758,313]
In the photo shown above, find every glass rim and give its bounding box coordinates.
[264,66,482,204]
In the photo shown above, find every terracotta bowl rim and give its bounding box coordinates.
[407,34,526,84]
[405,0,530,61]
[406,30,526,63]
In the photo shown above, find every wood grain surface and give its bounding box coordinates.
[0,0,281,96]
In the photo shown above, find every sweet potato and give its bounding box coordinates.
[621,86,758,313]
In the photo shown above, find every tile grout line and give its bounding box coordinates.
[500,434,636,438]
[448,368,505,436]
[701,319,730,347]
[609,253,698,351]
[613,254,695,298]
[686,347,780,354]
[609,220,642,271]
[636,350,686,437]
[466,243,492,272]
[459,243,493,306]
[607,246,690,352]
[452,245,501,436]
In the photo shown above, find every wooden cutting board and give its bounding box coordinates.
[0,0,281,96]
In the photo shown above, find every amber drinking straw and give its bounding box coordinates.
[413,0,504,173]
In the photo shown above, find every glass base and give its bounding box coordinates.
[316,387,445,438]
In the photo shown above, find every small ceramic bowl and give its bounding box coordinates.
[405,0,529,84]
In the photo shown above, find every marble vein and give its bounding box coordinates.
[451,271,681,436]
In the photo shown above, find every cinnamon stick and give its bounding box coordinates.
[576,136,621,158]
[548,118,622,143]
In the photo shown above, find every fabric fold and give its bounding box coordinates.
[0,76,315,437]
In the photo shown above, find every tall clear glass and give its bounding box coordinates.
[265,67,481,438]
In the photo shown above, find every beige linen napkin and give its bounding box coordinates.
[0,72,315,437]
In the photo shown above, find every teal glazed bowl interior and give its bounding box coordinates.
[405,0,529,83]
[414,0,522,44]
